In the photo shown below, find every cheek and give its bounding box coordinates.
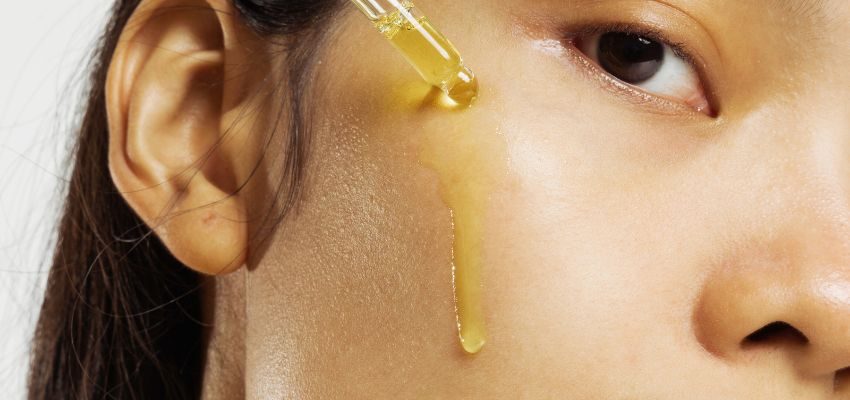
[476,41,736,382]
[318,2,743,388]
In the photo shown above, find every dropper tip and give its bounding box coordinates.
[445,65,479,108]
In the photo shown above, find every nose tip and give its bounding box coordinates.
[693,242,850,384]
[796,278,850,376]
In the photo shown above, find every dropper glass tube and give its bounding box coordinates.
[350,0,479,107]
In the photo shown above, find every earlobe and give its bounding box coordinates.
[106,0,253,275]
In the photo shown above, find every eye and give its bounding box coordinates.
[575,31,711,115]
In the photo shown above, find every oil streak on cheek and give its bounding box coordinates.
[419,114,507,354]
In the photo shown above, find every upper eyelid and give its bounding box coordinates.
[563,22,699,75]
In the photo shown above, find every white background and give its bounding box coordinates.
[0,2,111,397]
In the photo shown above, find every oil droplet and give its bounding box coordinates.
[419,107,506,354]
[444,66,479,107]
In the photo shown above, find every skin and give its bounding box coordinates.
[106,0,850,398]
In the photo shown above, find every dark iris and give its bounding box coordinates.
[597,32,664,84]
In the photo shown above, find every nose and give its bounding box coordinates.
[694,242,850,379]
[693,108,850,390]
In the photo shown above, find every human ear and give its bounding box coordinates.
[105,0,262,275]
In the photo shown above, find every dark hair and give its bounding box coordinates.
[28,1,342,398]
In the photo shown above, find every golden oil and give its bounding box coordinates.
[355,0,479,107]
[351,0,490,353]
[419,113,507,354]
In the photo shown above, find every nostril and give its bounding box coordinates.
[742,321,809,348]
[835,367,850,393]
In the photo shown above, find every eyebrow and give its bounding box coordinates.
[769,0,827,23]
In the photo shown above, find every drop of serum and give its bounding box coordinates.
[419,111,506,354]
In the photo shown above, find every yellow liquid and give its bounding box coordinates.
[374,4,478,107]
[419,117,506,354]
[366,0,492,355]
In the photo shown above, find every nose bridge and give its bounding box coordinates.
[761,87,850,256]
[764,88,850,319]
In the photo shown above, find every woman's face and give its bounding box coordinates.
[242,0,850,397]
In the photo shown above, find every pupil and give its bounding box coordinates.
[597,32,664,84]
